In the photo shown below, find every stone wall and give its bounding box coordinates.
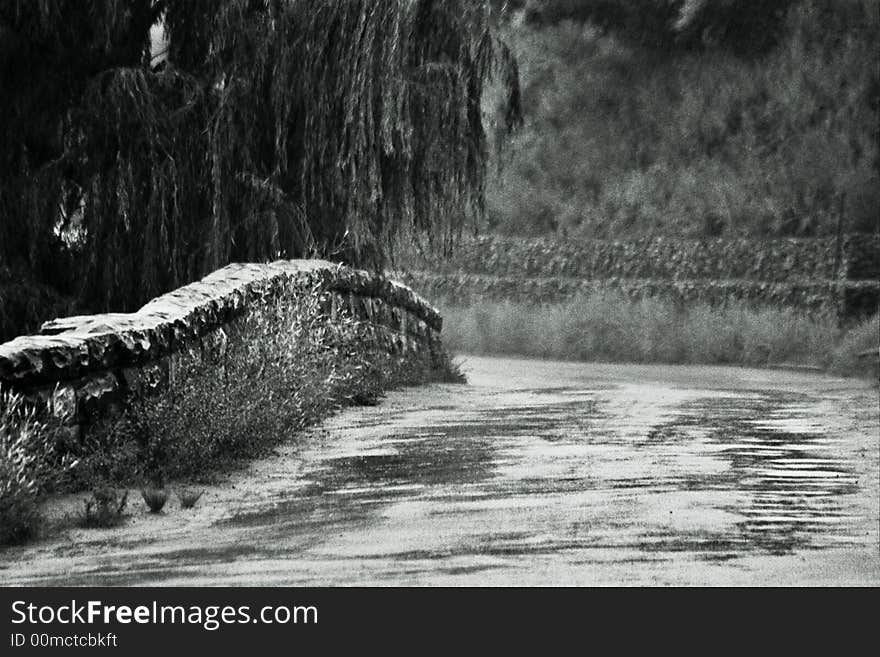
[398,272,879,314]
[399,234,880,317]
[847,234,880,282]
[411,234,878,282]
[0,260,443,434]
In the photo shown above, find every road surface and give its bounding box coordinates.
[1,356,878,585]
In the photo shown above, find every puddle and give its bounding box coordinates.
[635,393,862,556]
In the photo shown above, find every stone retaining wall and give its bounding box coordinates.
[0,260,443,432]
[412,234,880,282]
[399,233,880,318]
[398,271,879,316]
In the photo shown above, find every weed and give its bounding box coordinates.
[130,282,458,482]
[80,486,128,528]
[177,488,203,509]
[0,391,78,544]
[439,294,877,374]
[141,487,168,513]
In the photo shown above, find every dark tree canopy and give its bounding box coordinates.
[0,0,521,334]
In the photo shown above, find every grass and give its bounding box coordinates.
[439,292,878,376]
[141,487,169,513]
[0,390,78,544]
[80,486,128,528]
[127,285,462,484]
[829,316,880,375]
[177,489,204,509]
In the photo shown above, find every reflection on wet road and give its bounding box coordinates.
[1,357,878,585]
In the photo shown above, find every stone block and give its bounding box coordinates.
[76,373,122,420]
[50,385,77,423]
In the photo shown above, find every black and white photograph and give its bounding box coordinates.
[0,0,878,601]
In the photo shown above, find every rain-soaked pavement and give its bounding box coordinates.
[1,356,878,586]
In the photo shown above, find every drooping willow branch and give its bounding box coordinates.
[0,0,521,321]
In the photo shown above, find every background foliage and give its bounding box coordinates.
[484,0,879,239]
[0,0,520,341]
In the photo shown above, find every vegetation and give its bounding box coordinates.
[484,0,879,239]
[440,293,879,376]
[177,488,203,509]
[0,283,461,544]
[505,0,798,53]
[2,0,874,545]
[141,487,169,513]
[0,0,520,342]
[0,391,78,544]
[130,285,460,482]
[80,486,129,528]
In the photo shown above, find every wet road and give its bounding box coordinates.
[1,356,878,585]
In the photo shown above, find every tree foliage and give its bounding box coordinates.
[0,0,521,333]
[485,0,879,239]
[504,0,798,53]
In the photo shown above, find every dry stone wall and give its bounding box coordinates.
[0,260,443,433]
[398,272,878,313]
[414,234,879,282]
[400,234,880,317]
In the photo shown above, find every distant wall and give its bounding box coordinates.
[400,234,880,317]
[0,260,443,435]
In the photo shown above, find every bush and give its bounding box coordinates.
[80,486,128,528]
[177,488,204,509]
[830,314,880,377]
[132,282,460,483]
[132,284,348,480]
[140,487,168,513]
[485,1,880,239]
[61,416,145,493]
[0,391,78,544]
[520,0,797,53]
[438,292,869,372]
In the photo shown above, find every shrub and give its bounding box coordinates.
[520,0,797,53]
[485,1,880,239]
[438,292,868,372]
[141,487,168,514]
[177,488,204,509]
[80,486,128,528]
[62,416,145,493]
[133,284,345,479]
[830,314,880,377]
[0,391,78,545]
[132,282,459,483]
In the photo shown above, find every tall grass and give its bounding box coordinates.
[88,284,462,485]
[0,391,78,544]
[485,0,879,238]
[440,292,878,375]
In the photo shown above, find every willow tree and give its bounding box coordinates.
[0,0,521,327]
